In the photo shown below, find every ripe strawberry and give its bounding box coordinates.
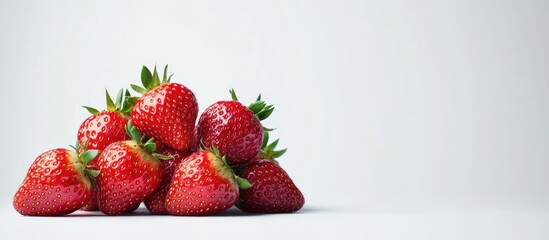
[236,134,304,213]
[78,89,133,153]
[197,89,273,165]
[131,65,198,151]
[78,89,133,211]
[96,121,167,215]
[144,145,191,214]
[165,146,251,216]
[13,146,100,216]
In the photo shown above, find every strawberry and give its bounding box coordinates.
[96,121,167,215]
[78,89,133,211]
[197,89,273,165]
[165,146,251,216]
[78,89,133,153]
[144,145,191,214]
[13,145,100,216]
[236,133,304,213]
[131,65,198,151]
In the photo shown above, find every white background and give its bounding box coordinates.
[0,0,548,239]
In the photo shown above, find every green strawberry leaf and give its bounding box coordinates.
[259,132,287,159]
[126,96,139,106]
[271,149,287,159]
[209,144,220,157]
[82,106,100,115]
[152,153,173,160]
[264,139,279,152]
[235,176,252,189]
[131,84,147,95]
[152,65,160,87]
[229,88,238,101]
[125,121,142,143]
[85,169,100,178]
[143,137,157,153]
[141,66,153,90]
[120,89,134,115]
[115,89,124,110]
[257,105,274,121]
[248,101,266,114]
[262,126,275,132]
[162,65,168,83]
[105,89,116,111]
[262,132,269,148]
[81,150,99,165]
[144,142,156,153]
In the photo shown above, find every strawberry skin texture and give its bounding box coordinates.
[80,188,99,211]
[188,126,199,152]
[166,150,238,216]
[13,149,92,216]
[97,140,163,215]
[132,83,198,151]
[77,111,130,154]
[197,101,263,165]
[144,146,191,214]
[237,159,304,213]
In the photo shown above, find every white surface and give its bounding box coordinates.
[1,206,549,240]
[1,0,548,239]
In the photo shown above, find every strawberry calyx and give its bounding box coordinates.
[124,121,173,160]
[229,88,275,131]
[130,64,173,96]
[70,141,100,184]
[82,89,134,117]
[258,132,287,163]
[205,144,253,190]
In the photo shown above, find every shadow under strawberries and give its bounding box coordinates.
[33,205,324,217]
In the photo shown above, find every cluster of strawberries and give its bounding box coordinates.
[13,65,304,216]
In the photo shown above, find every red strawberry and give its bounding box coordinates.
[131,65,198,151]
[96,121,167,215]
[237,160,304,213]
[144,145,191,214]
[13,146,100,216]
[197,89,273,165]
[78,89,133,153]
[236,134,304,213]
[78,89,133,211]
[165,146,251,216]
